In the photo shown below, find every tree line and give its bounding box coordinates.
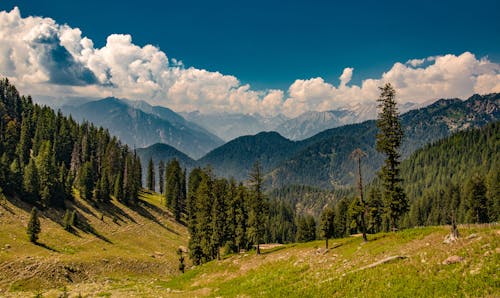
[0,78,142,209]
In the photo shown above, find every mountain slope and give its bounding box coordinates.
[0,191,188,296]
[198,131,298,181]
[63,97,224,159]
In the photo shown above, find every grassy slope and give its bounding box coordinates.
[0,194,498,297]
[0,191,188,297]
[163,226,499,298]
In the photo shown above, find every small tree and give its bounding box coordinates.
[63,209,71,231]
[320,207,335,249]
[177,247,185,273]
[27,207,41,243]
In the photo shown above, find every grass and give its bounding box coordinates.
[161,225,499,297]
[0,190,188,297]
[0,193,498,297]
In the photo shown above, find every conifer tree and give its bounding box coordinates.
[465,174,488,223]
[27,207,41,243]
[350,148,368,241]
[247,161,267,254]
[177,248,185,273]
[320,207,335,249]
[147,157,155,192]
[376,83,407,231]
[158,160,165,194]
[23,157,39,203]
[211,179,227,260]
[63,209,71,231]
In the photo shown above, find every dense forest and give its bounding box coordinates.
[0,78,142,209]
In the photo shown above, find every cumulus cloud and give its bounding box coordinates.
[339,67,353,87]
[0,7,499,118]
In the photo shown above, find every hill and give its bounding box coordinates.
[400,121,500,227]
[198,131,299,181]
[63,98,224,159]
[0,191,188,297]
[136,143,197,187]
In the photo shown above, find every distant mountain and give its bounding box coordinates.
[270,93,500,188]
[196,93,499,188]
[136,143,197,187]
[136,143,196,170]
[63,97,224,159]
[275,110,357,140]
[198,131,298,181]
[275,101,423,141]
[181,111,288,141]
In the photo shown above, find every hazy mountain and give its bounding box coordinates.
[197,93,499,188]
[275,101,423,141]
[181,111,288,141]
[275,110,357,140]
[63,97,224,159]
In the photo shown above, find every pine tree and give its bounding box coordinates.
[23,157,39,203]
[147,158,155,192]
[79,161,94,201]
[177,248,185,273]
[234,184,248,252]
[247,161,268,254]
[114,172,124,202]
[158,160,165,194]
[63,209,72,231]
[350,148,368,241]
[211,179,227,260]
[376,83,407,231]
[320,207,335,249]
[27,207,41,243]
[465,174,489,223]
[165,159,184,220]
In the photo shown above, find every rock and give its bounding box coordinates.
[442,255,463,265]
[466,233,478,239]
[4,244,10,249]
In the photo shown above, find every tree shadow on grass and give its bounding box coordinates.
[73,211,113,244]
[35,242,59,252]
[130,199,180,235]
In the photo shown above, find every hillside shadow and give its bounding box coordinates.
[96,200,138,225]
[73,211,112,244]
[131,199,180,235]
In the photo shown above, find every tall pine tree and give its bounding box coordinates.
[376,83,407,231]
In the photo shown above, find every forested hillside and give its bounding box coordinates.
[0,78,142,208]
[400,121,499,227]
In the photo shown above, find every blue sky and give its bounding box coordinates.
[2,0,499,90]
[0,1,499,116]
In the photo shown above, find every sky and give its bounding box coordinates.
[0,1,499,117]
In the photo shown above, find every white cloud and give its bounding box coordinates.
[339,67,353,87]
[0,7,499,118]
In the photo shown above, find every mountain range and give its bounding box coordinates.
[182,93,499,187]
[62,97,224,159]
